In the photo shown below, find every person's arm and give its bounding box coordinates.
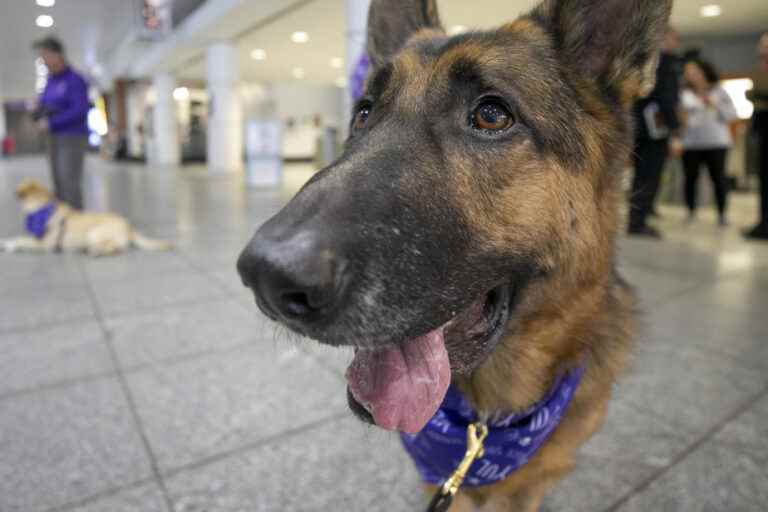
[714,88,739,123]
[656,57,681,134]
[48,75,90,131]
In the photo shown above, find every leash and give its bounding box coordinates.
[425,421,488,512]
[54,215,68,253]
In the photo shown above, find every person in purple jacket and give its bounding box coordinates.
[33,37,90,209]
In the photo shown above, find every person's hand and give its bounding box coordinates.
[668,136,683,158]
[36,120,48,134]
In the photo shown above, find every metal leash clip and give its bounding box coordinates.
[426,422,489,512]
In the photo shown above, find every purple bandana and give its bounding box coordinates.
[400,367,584,487]
[25,203,56,239]
[350,53,370,101]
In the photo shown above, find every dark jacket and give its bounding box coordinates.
[39,67,90,136]
[634,52,681,141]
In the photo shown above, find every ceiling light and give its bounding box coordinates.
[37,0,56,6]
[292,67,305,79]
[291,31,309,43]
[330,57,343,69]
[449,25,468,35]
[335,77,347,88]
[250,48,266,60]
[700,5,722,17]
[36,14,54,28]
[173,87,190,101]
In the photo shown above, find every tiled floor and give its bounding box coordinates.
[1,155,767,512]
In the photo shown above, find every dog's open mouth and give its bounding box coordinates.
[345,284,511,433]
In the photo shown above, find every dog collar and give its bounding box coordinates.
[400,366,584,488]
[25,203,57,239]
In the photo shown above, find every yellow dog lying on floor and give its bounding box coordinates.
[0,179,172,256]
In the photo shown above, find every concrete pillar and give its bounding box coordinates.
[0,99,6,142]
[152,72,180,166]
[206,41,243,173]
[343,0,371,138]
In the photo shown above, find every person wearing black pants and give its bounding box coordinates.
[628,28,682,238]
[744,33,768,241]
[680,58,738,225]
[681,149,728,220]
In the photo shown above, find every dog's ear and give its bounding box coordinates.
[532,0,672,97]
[16,179,49,200]
[16,179,36,199]
[367,0,443,68]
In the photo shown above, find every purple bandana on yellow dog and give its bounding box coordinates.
[400,367,584,487]
[25,203,56,239]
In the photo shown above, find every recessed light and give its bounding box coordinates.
[330,57,343,69]
[292,67,305,79]
[250,49,266,60]
[173,87,190,101]
[335,76,347,88]
[449,25,468,35]
[37,0,56,6]
[291,31,309,43]
[700,5,722,17]
[36,14,54,28]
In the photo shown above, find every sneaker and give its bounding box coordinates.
[718,216,729,227]
[628,225,662,239]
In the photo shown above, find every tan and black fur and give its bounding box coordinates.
[238,0,672,510]
[1,179,171,256]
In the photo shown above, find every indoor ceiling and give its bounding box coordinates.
[0,0,135,100]
[175,0,768,86]
[2,0,768,99]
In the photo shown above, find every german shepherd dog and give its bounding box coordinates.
[238,0,671,509]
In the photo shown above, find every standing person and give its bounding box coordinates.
[744,33,768,241]
[680,58,739,226]
[627,27,682,238]
[33,37,90,210]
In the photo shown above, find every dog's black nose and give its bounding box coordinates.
[237,230,346,324]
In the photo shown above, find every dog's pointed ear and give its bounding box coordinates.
[532,0,672,97]
[367,0,443,68]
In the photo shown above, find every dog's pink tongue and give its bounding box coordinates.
[345,328,450,434]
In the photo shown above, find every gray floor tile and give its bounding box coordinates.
[675,273,768,316]
[714,394,768,464]
[90,271,226,318]
[0,252,84,291]
[580,393,692,472]
[0,283,95,333]
[615,439,768,512]
[0,378,153,512]
[543,453,648,512]
[125,344,348,471]
[65,482,168,512]
[0,321,113,397]
[296,341,353,380]
[640,299,768,373]
[204,269,252,299]
[165,417,424,512]
[106,299,269,369]
[618,337,766,437]
[618,264,698,307]
[80,250,196,283]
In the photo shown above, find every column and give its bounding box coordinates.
[0,88,6,143]
[343,0,371,139]
[207,41,243,174]
[152,72,180,166]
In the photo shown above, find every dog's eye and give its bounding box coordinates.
[472,100,514,132]
[352,104,372,133]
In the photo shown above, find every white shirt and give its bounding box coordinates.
[680,86,739,150]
